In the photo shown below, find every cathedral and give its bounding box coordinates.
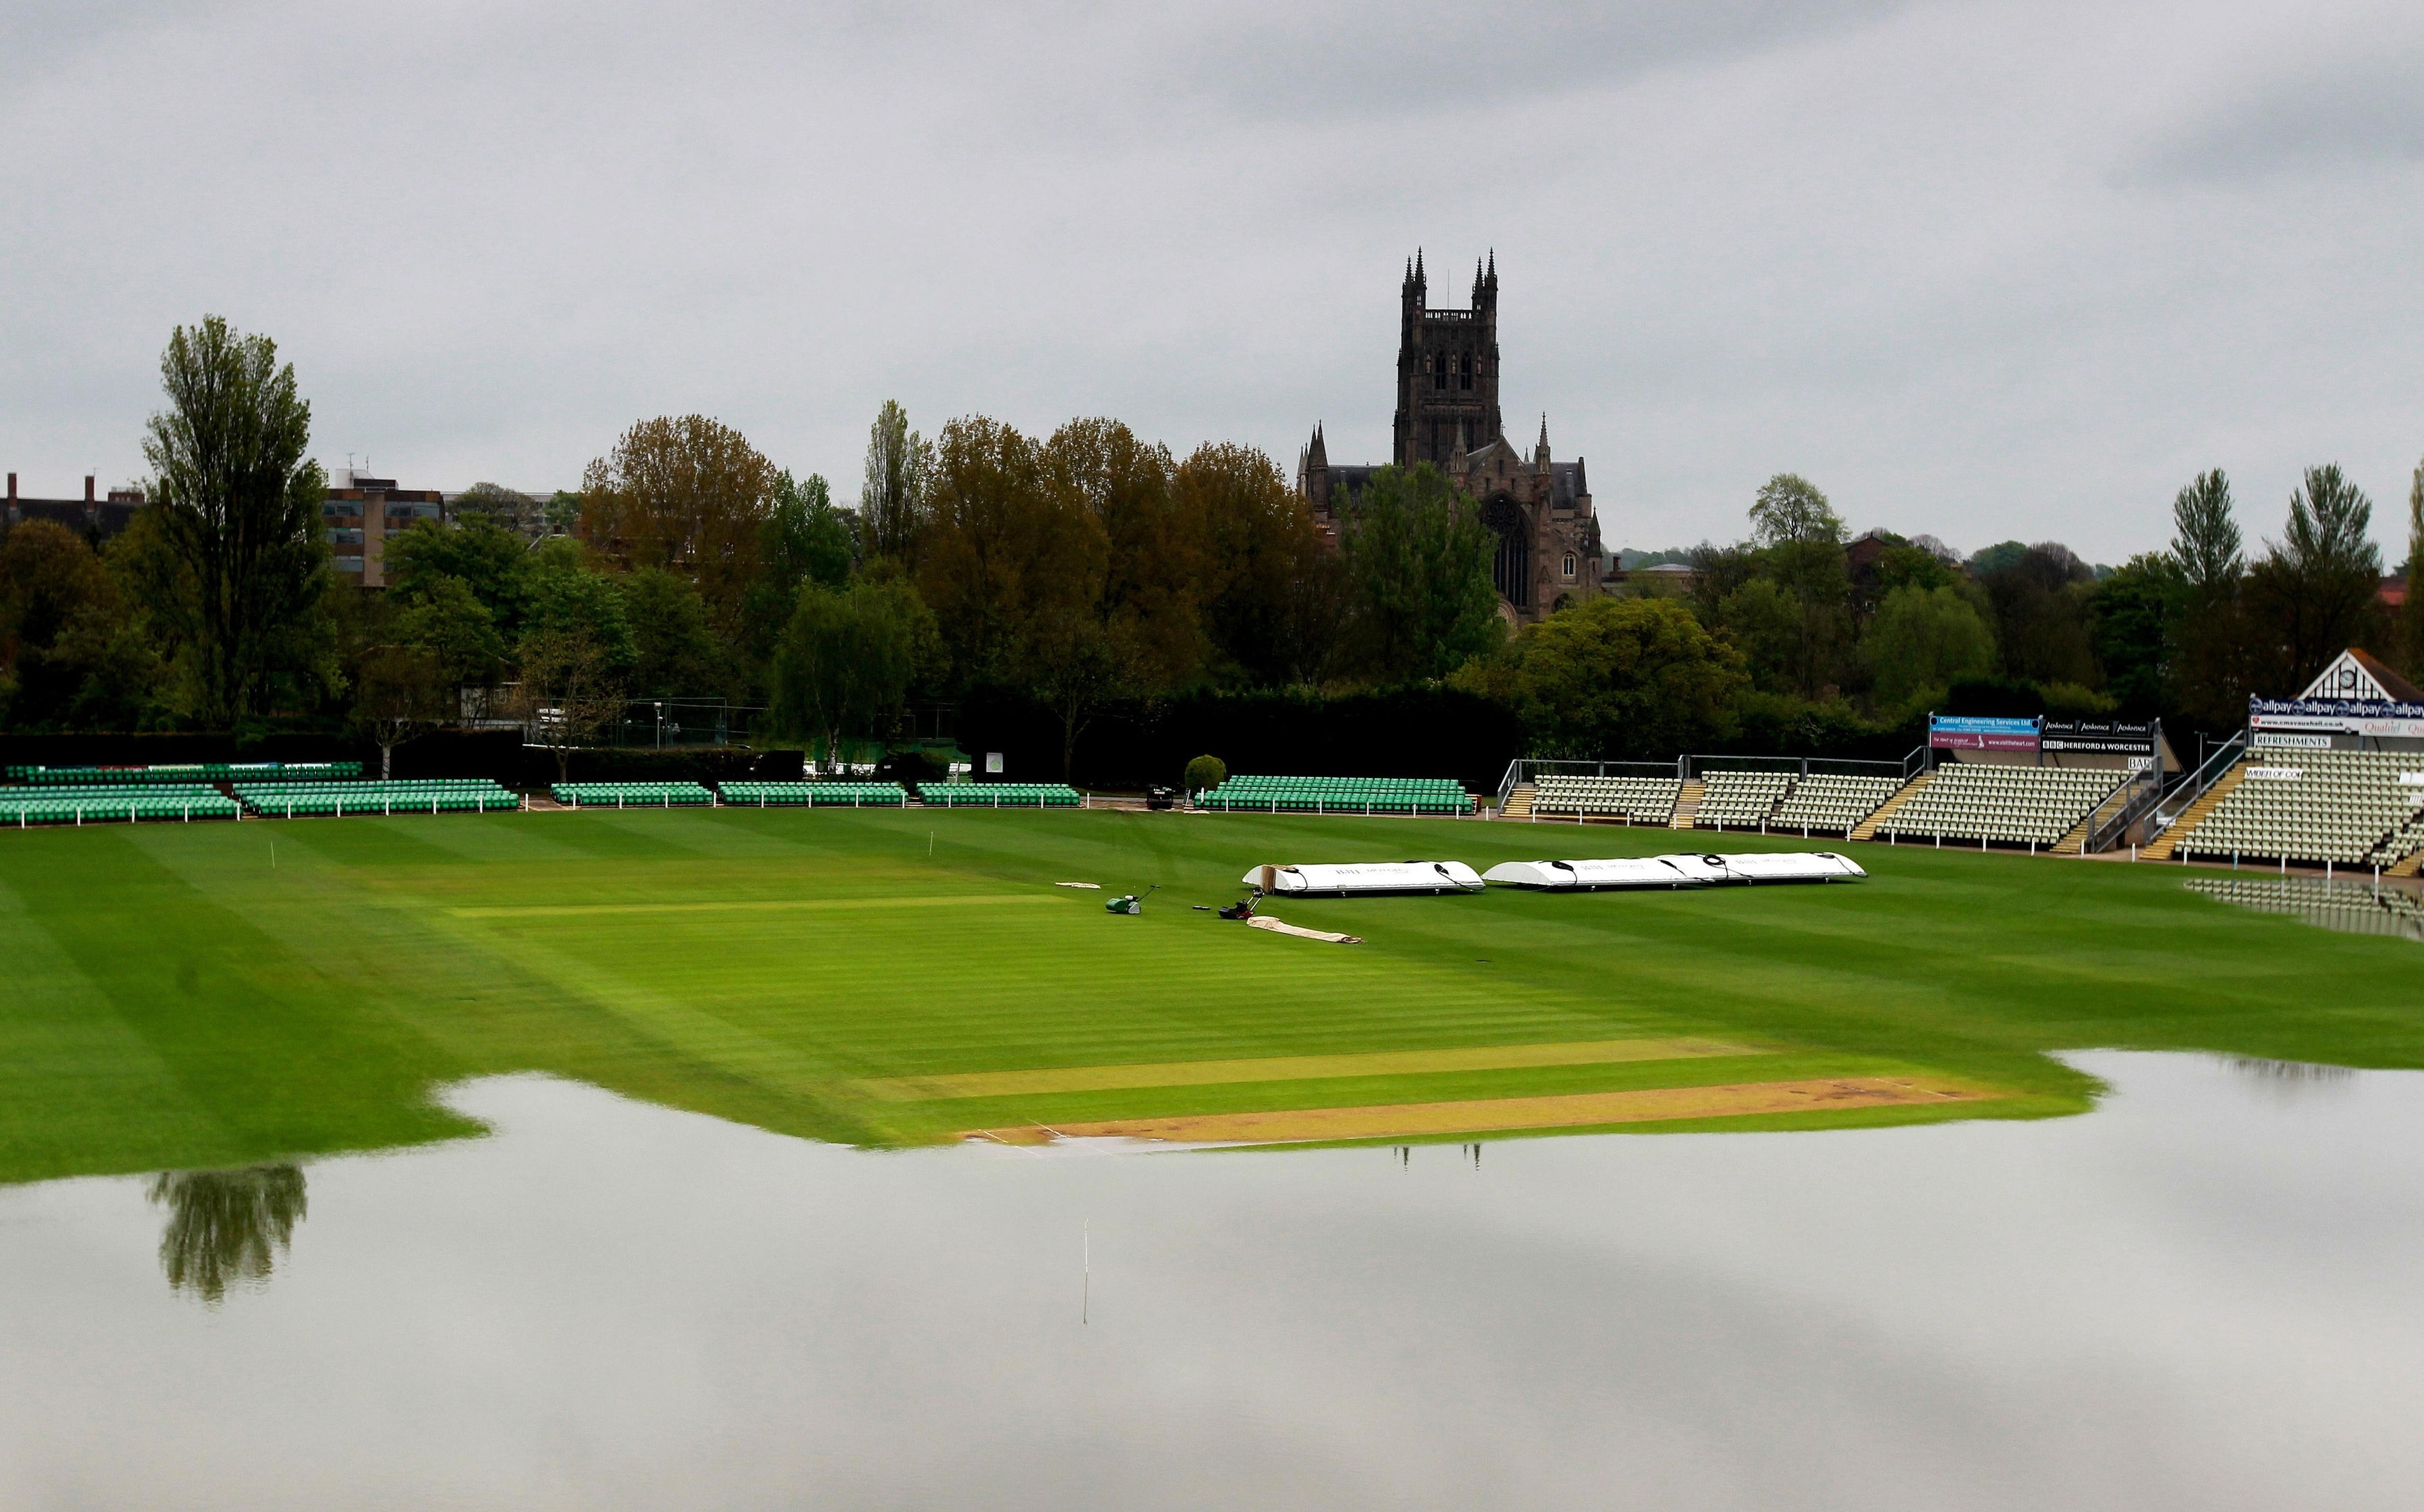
[1296,251,1603,624]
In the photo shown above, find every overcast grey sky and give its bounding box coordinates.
[5,1,2420,561]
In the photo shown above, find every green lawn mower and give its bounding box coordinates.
[1105,885,1160,916]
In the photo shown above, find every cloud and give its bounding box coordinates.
[2145,54,2424,182]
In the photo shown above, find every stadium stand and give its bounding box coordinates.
[6,761,361,785]
[718,781,907,808]
[1196,776,1469,815]
[921,783,1084,808]
[1767,774,1904,835]
[1692,771,1791,827]
[1,785,242,826]
[1531,774,1681,823]
[236,779,521,817]
[1872,763,2128,848]
[550,781,713,808]
[2161,750,2424,868]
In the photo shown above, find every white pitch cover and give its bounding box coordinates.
[1481,852,1866,888]
[1244,861,1485,895]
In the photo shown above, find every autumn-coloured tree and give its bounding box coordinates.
[1041,418,1208,692]
[580,416,776,640]
[1175,442,1334,685]
[917,416,1093,682]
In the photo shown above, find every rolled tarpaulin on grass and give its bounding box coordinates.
[1246,916,1362,944]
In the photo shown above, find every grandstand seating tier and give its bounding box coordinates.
[1692,771,1792,827]
[1531,775,1681,823]
[2165,750,2424,867]
[550,782,713,808]
[6,761,361,785]
[920,783,1083,808]
[1198,776,1468,816]
[718,782,908,808]
[235,779,521,817]
[1764,773,1904,834]
[1,790,243,826]
[1872,764,2128,847]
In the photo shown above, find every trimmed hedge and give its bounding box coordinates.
[957,685,1526,793]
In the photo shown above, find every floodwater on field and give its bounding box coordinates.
[2186,874,2424,942]
[5,1053,2424,1512]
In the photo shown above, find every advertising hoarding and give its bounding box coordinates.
[1929,715,2040,753]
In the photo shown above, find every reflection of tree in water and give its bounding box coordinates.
[146,1165,307,1304]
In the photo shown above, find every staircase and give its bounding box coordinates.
[2052,783,2140,856]
[1669,778,1705,830]
[2388,847,2424,878]
[1500,783,1538,820]
[1848,772,1932,841]
[2141,762,2248,861]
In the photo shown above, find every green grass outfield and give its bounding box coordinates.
[4,806,2422,1182]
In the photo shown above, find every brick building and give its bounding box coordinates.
[323,471,445,587]
[1295,251,1604,624]
[4,474,147,541]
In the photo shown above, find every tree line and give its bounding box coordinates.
[1463,463,2413,762]
[2,315,2415,776]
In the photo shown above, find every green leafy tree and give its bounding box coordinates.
[391,576,507,687]
[1183,754,1226,794]
[351,645,450,778]
[523,553,634,668]
[1179,443,1332,687]
[1715,576,1803,692]
[2087,554,2182,717]
[141,316,330,724]
[452,482,537,533]
[543,491,582,534]
[0,519,117,728]
[770,573,942,771]
[1979,544,2098,687]
[860,400,932,567]
[1341,463,1500,682]
[514,625,626,782]
[2166,470,2252,727]
[2245,463,2385,691]
[1748,473,1844,549]
[2171,470,2243,594]
[385,515,534,637]
[1862,584,1998,710]
[622,568,727,698]
[1451,596,1747,759]
[1966,540,2031,577]
[1022,604,1140,780]
[742,470,856,674]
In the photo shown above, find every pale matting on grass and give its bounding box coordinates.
[855,1037,1757,1102]
[449,895,1057,920]
[967,1076,1987,1144]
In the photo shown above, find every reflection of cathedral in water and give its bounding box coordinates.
[148,1164,307,1304]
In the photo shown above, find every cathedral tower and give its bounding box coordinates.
[1392,249,1503,468]
[1299,251,1601,625]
